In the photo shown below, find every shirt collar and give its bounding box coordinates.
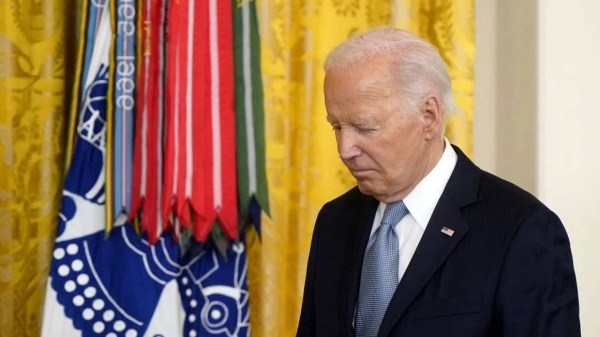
[378,138,458,230]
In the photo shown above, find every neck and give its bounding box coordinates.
[422,137,446,180]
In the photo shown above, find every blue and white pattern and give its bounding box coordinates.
[44,223,250,337]
[356,201,409,337]
[42,7,250,337]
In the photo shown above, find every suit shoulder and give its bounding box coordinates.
[472,170,557,233]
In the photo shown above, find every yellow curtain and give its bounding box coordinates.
[247,0,474,336]
[393,0,475,155]
[0,0,75,335]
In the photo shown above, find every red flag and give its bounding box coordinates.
[159,0,239,243]
[130,0,168,244]
[187,0,238,242]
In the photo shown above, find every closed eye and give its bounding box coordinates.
[356,127,376,133]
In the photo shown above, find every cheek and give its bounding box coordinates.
[366,150,396,178]
[377,145,413,177]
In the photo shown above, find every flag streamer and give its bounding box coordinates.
[107,0,138,233]
[233,0,270,235]
[130,0,167,244]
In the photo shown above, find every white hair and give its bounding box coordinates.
[324,27,456,126]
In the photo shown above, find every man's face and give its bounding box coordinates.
[324,56,434,201]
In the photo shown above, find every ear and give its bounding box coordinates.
[421,95,443,141]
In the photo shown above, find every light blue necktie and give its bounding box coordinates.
[356,200,409,337]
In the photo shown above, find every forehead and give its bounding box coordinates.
[324,67,399,120]
[324,58,397,101]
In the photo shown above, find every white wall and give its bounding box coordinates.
[473,0,497,174]
[538,0,600,334]
[475,0,600,335]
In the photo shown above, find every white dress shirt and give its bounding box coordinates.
[369,138,457,283]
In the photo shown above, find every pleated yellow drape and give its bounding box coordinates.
[0,1,75,335]
[393,0,475,156]
[246,1,474,336]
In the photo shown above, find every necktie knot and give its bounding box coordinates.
[381,200,409,226]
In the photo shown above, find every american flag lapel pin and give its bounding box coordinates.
[441,226,455,237]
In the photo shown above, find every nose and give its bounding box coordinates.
[337,129,362,160]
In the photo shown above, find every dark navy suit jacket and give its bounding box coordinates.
[297,145,580,337]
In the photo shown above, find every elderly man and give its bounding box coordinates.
[297,27,580,337]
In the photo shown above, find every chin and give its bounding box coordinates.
[356,181,376,196]
[356,180,393,201]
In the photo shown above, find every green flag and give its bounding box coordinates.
[233,0,270,233]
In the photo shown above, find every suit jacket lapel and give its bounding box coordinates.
[339,192,379,335]
[377,145,480,337]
